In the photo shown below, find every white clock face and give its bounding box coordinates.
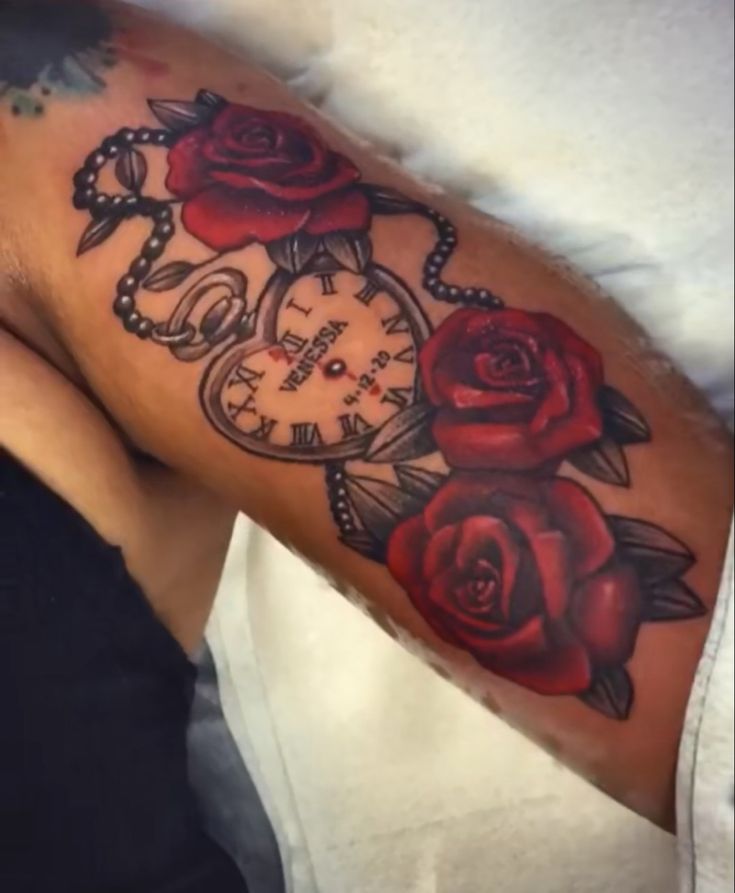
[202,264,430,461]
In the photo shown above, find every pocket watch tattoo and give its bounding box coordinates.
[72,89,705,719]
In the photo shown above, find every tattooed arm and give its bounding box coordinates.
[1,0,732,829]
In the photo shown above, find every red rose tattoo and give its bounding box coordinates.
[166,102,371,251]
[387,473,643,696]
[72,88,703,721]
[420,308,604,470]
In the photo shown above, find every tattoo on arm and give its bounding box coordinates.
[0,0,165,118]
[71,89,706,720]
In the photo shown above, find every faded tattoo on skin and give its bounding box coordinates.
[0,0,166,118]
[70,89,706,719]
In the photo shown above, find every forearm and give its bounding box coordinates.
[3,0,732,828]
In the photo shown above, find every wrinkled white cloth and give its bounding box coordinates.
[128,1,734,891]
[677,525,734,893]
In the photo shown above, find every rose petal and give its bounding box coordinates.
[433,411,544,470]
[570,563,642,665]
[386,514,430,592]
[488,639,593,695]
[542,478,615,577]
[420,309,486,406]
[422,524,461,579]
[526,530,572,620]
[427,571,505,635]
[454,516,520,612]
[529,347,571,434]
[424,472,539,532]
[166,127,212,198]
[181,186,310,252]
[458,614,549,660]
[304,187,371,235]
[536,313,604,385]
[210,152,360,203]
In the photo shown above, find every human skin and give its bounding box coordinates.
[0,0,732,830]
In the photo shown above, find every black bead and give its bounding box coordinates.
[116,128,136,145]
[136,318,154,338]
[142,237,165,261]
[124,311,142,332]
[153,221,174,239]
[85,151,107,170]
[478,289,491,302]
[335,501,348,511]
[153,206,173,223]
[448,287,460,299]
[136,128,152,143]
[129,257,151,279]
[122,195,139,217]
[101,136,120,157]
[117,274,137,294]
[462,288,477,301]
[74,169,97,188]
[90,194,111,219]
[110,195,124,210]
[423,278,437,290]
[113,294,134,316]
[434,283,449,298]
[72,190,91,210]
[153,131,171,146]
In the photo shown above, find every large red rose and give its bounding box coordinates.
[420,308,604,470]
[166,103,370,251]
[386,473,642,695]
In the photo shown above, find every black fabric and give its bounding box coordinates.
[0,449,249,893]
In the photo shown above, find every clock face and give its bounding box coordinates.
[201,262,431,461]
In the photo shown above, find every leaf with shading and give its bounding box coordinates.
[115,149,148,192]
[361,184,422,216]
[366,403,436,463]
[148,99,214,132]
[394,465,447,501]
[76,216,121,256]
[266,232,320,274]
[143,261,196,292]
[643,580,706,622]
[195,89,227,109]
[609,516,695,582]
[579,667,634,720]
[344,473,425,542]
[599,386,651,445]
[323,231,372,273]
[339,530,385,562]
[567,435,630,486]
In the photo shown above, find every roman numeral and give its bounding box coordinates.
[286,296,312,318]
[393,346,415,364]
[380,386,413,410]
[290,422,324,447]
[354,280,379,306]
[317,273,337,295]
[230,364,265,393]
[278,330,308,357]
[226,394,257,421]
[248,416,278,441]
[381,311,410,335]
[338,413,372,439]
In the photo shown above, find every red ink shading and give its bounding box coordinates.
[369,384,382,396]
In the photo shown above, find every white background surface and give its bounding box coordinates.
[133,2,733,891]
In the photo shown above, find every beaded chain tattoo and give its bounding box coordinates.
[72,89,705,719]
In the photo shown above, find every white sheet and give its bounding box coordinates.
[131,2,734,891]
